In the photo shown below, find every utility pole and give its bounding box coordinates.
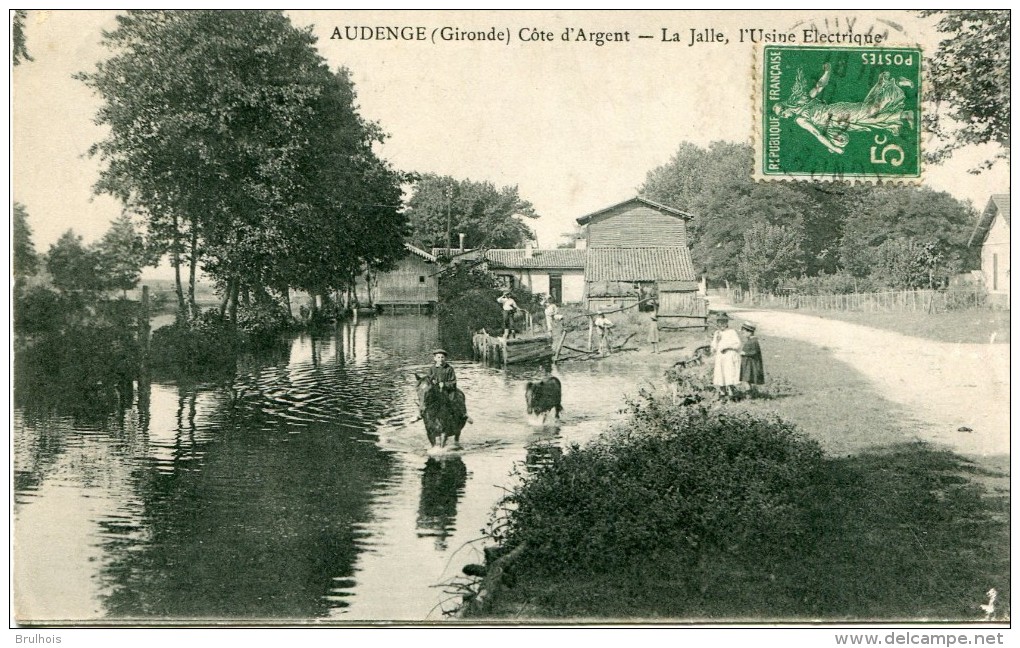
[445,183,453,255]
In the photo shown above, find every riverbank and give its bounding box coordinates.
[466,317,1010,622]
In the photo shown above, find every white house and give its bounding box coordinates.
[484,247,586,304]
[969,194,1010,301]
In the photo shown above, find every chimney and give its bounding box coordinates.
[575,237,587,250]
[525,241,534,259]
[458,233,465,252]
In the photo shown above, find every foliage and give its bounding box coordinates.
[436,261,544,354]
[738,223,805,294]
[95,213,153,294]
[839,186,977,279]
[14,285,78,337]
[149,310,239,372]
[489,405,824,575]
[13,202,39,278]
[46,230,109,294]
[920,10,1010,167]
[12,10,32,65]
[14,289,143,423]
[640,141,855,281]
[406,174,539,252]
[235,300,294,345]
[77,10,406,322]
[641,141,977,290]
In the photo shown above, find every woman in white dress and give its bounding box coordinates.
[710,312,741,399]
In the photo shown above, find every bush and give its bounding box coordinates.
[14,285,75,336]
[150,310,238,372]
[235,299,293,344]
[490,406,824,575]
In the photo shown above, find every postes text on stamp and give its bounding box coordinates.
[757,45,921,181]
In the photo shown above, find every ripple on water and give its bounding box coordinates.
[15,319,663,621]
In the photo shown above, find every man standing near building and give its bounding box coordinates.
[497,288,520,339]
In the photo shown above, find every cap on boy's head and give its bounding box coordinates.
[741,322,756,333]
[432,348,448,356]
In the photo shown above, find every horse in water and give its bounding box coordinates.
[525,376,562,426]
[414,374,467,448]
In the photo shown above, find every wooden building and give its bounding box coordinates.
[577,197,707,328]
[366,244,439,313]
[969,194,1010,307]
[577,196,691,247]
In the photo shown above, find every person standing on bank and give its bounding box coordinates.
[543,298,560,335]
[739,322,765,396]
[594,309,614,357]
[427,349,468,427]
[646,298,660,354]
[710,312,741,399]
[497,288,519,339]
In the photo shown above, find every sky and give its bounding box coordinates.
[11,9,1010,279]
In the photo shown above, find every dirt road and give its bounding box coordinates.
[717,302,1010,457]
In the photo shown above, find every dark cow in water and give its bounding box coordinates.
[415,374,467,448]
[525,376,562,425]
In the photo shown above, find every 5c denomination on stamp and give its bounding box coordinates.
[756,45,921,181]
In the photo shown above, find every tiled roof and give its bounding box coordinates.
[969,194,1010,246]
[576,196,694,225]
[585,247,696,282]
[404,243,437,262]
[484,248,586,269]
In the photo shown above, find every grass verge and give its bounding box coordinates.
[789,308,1009,345]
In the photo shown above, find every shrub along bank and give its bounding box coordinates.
[469,364,1010,621]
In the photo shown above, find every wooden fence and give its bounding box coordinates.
[728,288,1004,313]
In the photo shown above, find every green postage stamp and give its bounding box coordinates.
[757,45,921,181]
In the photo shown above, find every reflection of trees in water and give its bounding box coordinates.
[371,315,439,358]
[93,329,417,619]
[16,327,419,619]
[416,456,468,551]
[98,392,398,619]
[14,331,139,427]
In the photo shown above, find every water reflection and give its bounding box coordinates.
[14,314,667,622]
[416,456,469,550]
[525,437,564,473]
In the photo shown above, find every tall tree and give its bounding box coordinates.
[95,214,152,296]
[641,141,836,282]
[839,186,977,274]
[13,202,39,279]
[921,10,1010,167]
[738,223,805,295]
[406,174,538,252]
[77,10,405,324]
[47,230,106,294]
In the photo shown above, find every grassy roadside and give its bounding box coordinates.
[469,334,1010,622]
[782,308,1010,345]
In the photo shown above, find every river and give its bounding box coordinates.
[13,315,665,623]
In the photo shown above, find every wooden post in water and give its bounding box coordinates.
[140,285,151,355]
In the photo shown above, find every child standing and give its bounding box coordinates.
[646,299,660,354]
[739,322,765,396]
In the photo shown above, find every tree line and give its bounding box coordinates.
[639,141,980,295]
[14,9,1006,321]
